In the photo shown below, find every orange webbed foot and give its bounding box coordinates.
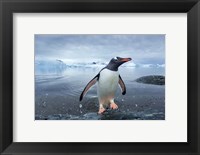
[98,107,105,114]
[110,102,118,109]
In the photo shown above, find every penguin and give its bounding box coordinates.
[79,57,132,114]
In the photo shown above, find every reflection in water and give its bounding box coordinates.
[35,67,165,120]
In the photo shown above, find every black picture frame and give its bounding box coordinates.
[0,0,200,154]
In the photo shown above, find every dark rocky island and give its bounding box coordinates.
[135,75,165,85]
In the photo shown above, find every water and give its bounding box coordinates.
[35,67,165,120]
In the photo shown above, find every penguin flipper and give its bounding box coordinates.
[79,74,99,101]
[119,75,126,95]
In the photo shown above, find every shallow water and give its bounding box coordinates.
[35,67,165,120]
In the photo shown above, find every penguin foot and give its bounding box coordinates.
[110,103,118,109]
[98,107,105,114]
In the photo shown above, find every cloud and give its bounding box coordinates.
[35,34,165,64]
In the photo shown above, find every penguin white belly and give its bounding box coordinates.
[97,69,119,105]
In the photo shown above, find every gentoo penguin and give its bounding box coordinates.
[79,57,132,114]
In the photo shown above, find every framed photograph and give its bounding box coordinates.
[34,34,165,120]
[0,0,200,154]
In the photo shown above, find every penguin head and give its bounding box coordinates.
[106,57,132,71]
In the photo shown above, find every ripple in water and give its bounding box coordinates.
[35,67,165,120]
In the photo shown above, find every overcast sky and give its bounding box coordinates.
[35,34,165,65]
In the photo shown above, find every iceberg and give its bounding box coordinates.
[35,59,165,75]
[35,59,67,75]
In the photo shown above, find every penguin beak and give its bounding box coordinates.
[119,57,132,62]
